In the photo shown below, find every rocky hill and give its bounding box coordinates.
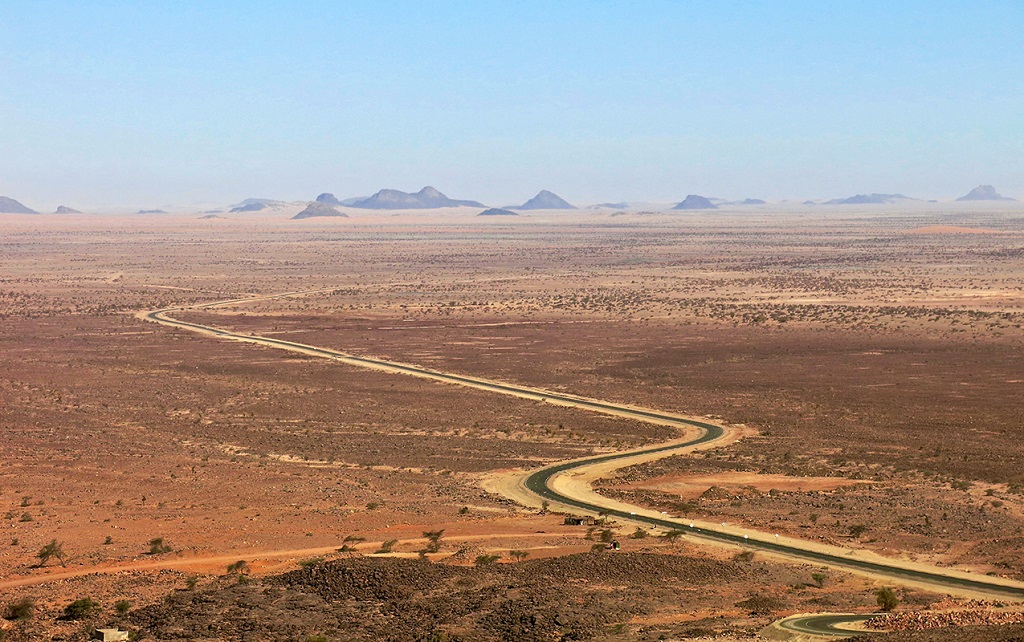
[0,196,37,213]
[350,186,484,209]
[672,195,717,210]
[292,202,350,219]
[53,205,82,214]
[826,193,913,205]
[957,185,1015,201]
[478,208,518,216]
[512,190,576,210]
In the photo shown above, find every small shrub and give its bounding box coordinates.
[298,557,324,569]
[186,576,199,590]
[474,554,501,566]
[62,597,98,620]
[509,550,529,562]
[458,506,470,515]
[629,527,648,539]
[114,599,132,615]
[812,572,828,588]
[37,539,67,567]
[849,524,868,538]
[18,513,32,523]
[733,550,755,562]
[103,536,113,545]
[375,539,398,554]
[598,529,615,543]
[365,502,380,510]
[226,560,250,575]
[590,543,608,553]
[5,597,34,621]
[147,538,172,555]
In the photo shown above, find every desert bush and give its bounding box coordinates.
[114,600,132,615]
[875,587,898,612]
[423,530,445,553]
[298,557,324,569]
[375,539,398,554]
[733,550,755,562]
[812,572,828,588]
[62,597,98,620]
[849,524,868,538]
[37,539,67,567]
[226,560,250,575]
[147,538,172,554]
[474,554,501,566]
[4,598,34,621]
[509,550,529,562]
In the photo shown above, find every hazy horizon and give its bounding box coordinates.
[2,1,1022,209]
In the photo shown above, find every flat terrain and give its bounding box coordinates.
[1,203,1023,640]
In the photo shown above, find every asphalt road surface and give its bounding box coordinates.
[143,293,1024,602]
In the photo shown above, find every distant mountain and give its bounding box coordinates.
[137,209,167,214]
[825,194,913,205]
[231,198,287,208]
[956,185,1015,202]
[588,202,629,210]
[315,193,342,205]
[230,202,268,213]
[0,196,37,214]
[478,208,518,216]
[737,198,765,205]
[350,186,484,209]
[672,195,717,210]
[54,205,82,214]
[199,214,226,220]
[511,190,576,210]
[292,202,350,219]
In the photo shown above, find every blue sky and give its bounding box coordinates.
[1,1,1021,209]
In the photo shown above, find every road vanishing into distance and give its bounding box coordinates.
[142,291,1024,604]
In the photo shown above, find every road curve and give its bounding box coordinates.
[769,613,877,639]
[141,293,1024,602]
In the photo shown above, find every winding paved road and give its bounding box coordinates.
[142,292,1024,603]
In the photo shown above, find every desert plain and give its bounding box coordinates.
[2,202,1024,641]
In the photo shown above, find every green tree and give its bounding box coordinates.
[474,554,501,566]
[509,549,529,562]
[423,529,445,553]
[874,587,898,612]
[811,572,828,588]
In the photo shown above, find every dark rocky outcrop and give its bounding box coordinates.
[315,193,342,205]
[672,195,717,210]
[136,209,167,214]
[54,205,82,214]
[292,202,350,219]
[230,202,267,212]
[478,208,519,216]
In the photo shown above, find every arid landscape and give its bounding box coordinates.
[1,203,1023,640]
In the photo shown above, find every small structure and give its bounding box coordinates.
[563,515,597,526]
[94,629,129,641]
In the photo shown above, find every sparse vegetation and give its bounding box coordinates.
[36,539,67,567]
[61,597,98,620]
[4,598,34,621]
[375,539,399,554]
[875,587,899,612]
[147,537,172,554]
[474,554,501,566]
